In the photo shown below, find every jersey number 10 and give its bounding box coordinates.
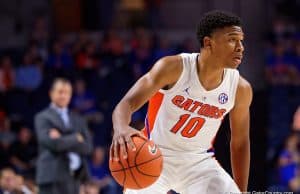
[170,114,206,138]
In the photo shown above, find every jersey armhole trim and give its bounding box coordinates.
[229,70,240,111]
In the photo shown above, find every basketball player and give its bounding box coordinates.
[111,10,252,193]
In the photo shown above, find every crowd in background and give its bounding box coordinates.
[265,17,300,193]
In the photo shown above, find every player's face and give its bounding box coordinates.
[210,26,244,68]
[50,82,72,108]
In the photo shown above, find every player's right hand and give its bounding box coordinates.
[49,128,61,139]
[110,126,146,162]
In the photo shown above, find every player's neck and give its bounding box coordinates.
[197,54,225,91]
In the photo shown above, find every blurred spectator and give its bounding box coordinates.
[71,32,90,57]
[14,175,33,194]
[0,114,15,152]
[271,19,286,40]
[129,27,146,50]
[292,40,300,80]
[0,168,34,194]
[76,41,99,70]
[88,147,119,194]
[0,168,16,194]
[129,34,153,79]
[75,41,100,85]
[71,77,110,147]
[290,40,300,106]
[265,42,293,86]
[0,112,14,169]
[72,79,103,124]
[152,37,175,61]
[72,79,96,114]
[266,41,294,160]
[100,32,128,77]
[100,33,134,109]
[0,56,15,92]
[34,78,93,194]
[47,39,73,70]
[31,16,48,41]
[29,16,50,62]
[10,127,37,178]
[266,19,296,46]
[265,16,300,193]
[0,142,13,170]
[278,132,300,192]
[15,53,43,91]
[27,44,42,63]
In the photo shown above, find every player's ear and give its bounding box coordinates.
[203,36,212,50]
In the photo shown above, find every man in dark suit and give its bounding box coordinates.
[34,78,93,194]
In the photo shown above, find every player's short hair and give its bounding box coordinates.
[197,10,242,48]
[50,77,71,91]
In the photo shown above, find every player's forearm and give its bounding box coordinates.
[230,139,250,192]
[112,100,134,131]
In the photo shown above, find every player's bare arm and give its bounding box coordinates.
[111,55,182,161]
[229,76,253,191]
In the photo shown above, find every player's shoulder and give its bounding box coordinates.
[155,55,182,70]
[149,53,196,85]
[160,52,197,63]
[237,76,252,92]
[153,53,197,74]
[235,75,253,105]
[150,54,183,80]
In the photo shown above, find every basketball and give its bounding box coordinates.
[109,136,163,189]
